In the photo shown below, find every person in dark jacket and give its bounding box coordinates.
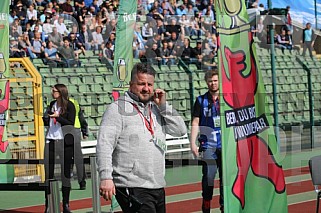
[43,84,76,213]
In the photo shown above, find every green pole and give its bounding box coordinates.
[268,0,280,147]
[308,69,315,148]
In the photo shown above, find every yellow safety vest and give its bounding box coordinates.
[69,98,81,128]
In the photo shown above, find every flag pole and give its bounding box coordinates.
[267,0,280,148]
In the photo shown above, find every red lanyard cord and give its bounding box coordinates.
[132,104,154,137]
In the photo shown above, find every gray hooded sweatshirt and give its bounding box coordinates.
[97,91,187,189]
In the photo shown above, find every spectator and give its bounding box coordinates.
[103,19,116,41]
[10,36,26,57]
[166,31,178,43]
[145,34,161,49]
[145,43,162,65]
[302,23,316,57]
[191,40,203,69]
[133,34,145,59]
[106,4,116,20]
[48,27,64,48]
[9,10,18,24]
[276,29,292,54]
[176,3,187,16]
[27,32,45,59]
[44,40,62,67]
[179,14,192,36]
[74,0,85,17]
[156,19,166,38]
[284,6,293,33]
[11,18,23,36]
[54,17,69,36]
[181,38,192,64]
[43,16,53,37]
[141,21,154,40]
[165,18,182,39]
[202,50,217,70]
[92,26,104,54]
[69,32,86,56]
[78,24,93,50]
[202,5,215,21]
[102,41,114,63]
[58,37,80,67]
[16,2,27,27]
[61,0,74,15]
[27,4,37,25]
[160,40,175,65]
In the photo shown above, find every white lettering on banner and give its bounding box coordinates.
[0,13,7,21]
[123,13,137,22]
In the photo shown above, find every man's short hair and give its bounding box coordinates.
[131,63,156,81]
[204,69,219,81]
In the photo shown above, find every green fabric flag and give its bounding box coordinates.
[112,0,137,91]
[215,0,288,212]
[0,0,14,183]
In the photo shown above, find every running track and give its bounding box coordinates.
[1,166,316,213]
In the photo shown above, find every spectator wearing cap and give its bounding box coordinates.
[10,36,26,58]
[40,9,53,23]
[16,2,27,27]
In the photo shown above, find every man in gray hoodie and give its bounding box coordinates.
[97,63,187,213]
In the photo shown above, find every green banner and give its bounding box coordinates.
[215,0,288,212]
[112,0,137,91]
[0,0,14,183]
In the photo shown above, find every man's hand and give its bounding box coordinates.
[153,89,166,106]
[100,179,116,201]
[191,143,199,158]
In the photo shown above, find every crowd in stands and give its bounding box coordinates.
[8,0,220,71]
[8,0,313,70]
